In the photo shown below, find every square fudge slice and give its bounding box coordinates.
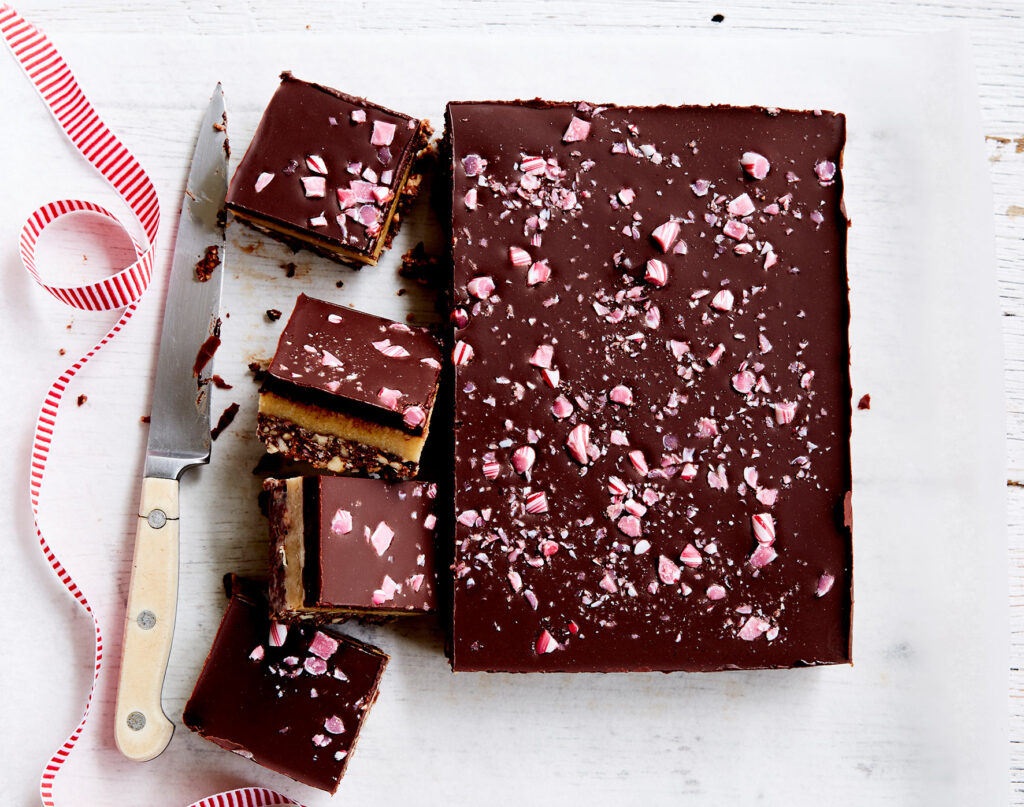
[447,101,851,672]
[226,71,431,266]
[258,293,443,478]
[182,578,387,793]
[267,475,439,622]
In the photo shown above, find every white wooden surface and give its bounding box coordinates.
[1,0,1021,801]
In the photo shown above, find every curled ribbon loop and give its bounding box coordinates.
[1,6,300,806]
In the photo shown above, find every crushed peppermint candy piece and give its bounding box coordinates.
[370,120,396,146]
[563,116,591,142]
[645,258,670,287]
[651,221,680,252]
[350,109,366,123]
[710,289,734,311]
[816,574,836,597]
[453,341,474,365]
[377,387,402,410]
[749,544,778,568]
[530,344,554,368]
[301,176,326,198]
[815,159,837,182]
[527,261,551,285]
[774,401,798,425]
[728,193,756,217]
[618,188,635,205]
[740,151,771,180]
[369,521,395,556]
[403,406,426,429]
[566,424,592,464]
[254,172,274,192]
[551,396,574,419]
[331,509,353,536]
[707,585,727,601]
[324,715,345,734]
[269,622,288,647]
[617,515,642,538]
[509,246,531,266]
[512,445,536,475]
[658,555,681,585]
[482,459,501,480]
[468,276,496,299]
[308,631,339,660]
[752,513,776,545]
[628,450,649,475]
[609,385,634,406]
[305,155,327,174]
[463,153,485,176]
[738,616,771,641]
[525,491,549,514]
[536,629,559,654]
[731,370,756,394]
[680,543,702,568]
[308,213,328,228]
[608,476,629,496]
[722,219,748,240]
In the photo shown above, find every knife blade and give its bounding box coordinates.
[114,84,227,762]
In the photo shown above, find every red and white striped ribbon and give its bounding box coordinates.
[1,6,299,807]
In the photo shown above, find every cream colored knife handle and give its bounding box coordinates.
[114,476,179,761]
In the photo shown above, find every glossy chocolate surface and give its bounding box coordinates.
[305,476,439,612]
[226,72,423,256]
[264,293,442,435]
[182,580,387,792]
[447,101,851,672]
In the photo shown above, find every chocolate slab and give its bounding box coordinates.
[226,72,430,265]
[446,101,851,672]
[183,579,387,793]
[267,476,438,620]
[264,293,442,435]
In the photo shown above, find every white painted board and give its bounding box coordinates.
[0,28,1006,806]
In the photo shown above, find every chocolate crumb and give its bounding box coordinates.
[857,394,871,410]
[399,242,442,288]
[397,288,406,296]
[193,334,222,377]
[77,394,87,407]
[58,348,65,356]
[282,262,297,278]
[712,13,725,22]
[248,360,269,384]
[195,245,221,282]
[213,122,225,132]
[210,402,240,441]
[335,280,344,288]
[211,374,233,390]
[140,415,151,424]
[266,309,282,322]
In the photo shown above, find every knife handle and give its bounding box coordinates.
[114,477,179,761]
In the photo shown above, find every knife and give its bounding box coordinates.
[114,85,227,762]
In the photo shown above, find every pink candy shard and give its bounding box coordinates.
[722,219,748,240]
[513,445,536,475]
[369,521,395,556]
[509,246,531,266]
[752,513,776,545]
[305,154,328,174]
[645,258,669,287]
[740,151,771,180]
[453,340,474,365]
[254,172,274,193]
[331,509,353,536]
[321,349,342,367]
[403,406,426,429]
[467,276,496,299]
[628,450,649,476]
[351,109,366,123]
[743,466,759,488]
[269,622,288,647]
[309,214,328,228]
[525,491,549,514]
[563,116,591,143]
[530,344,554,368]
[457,510,479,527]
[651,220,680,252]
[371,120,396,146]
[816,574,836,598]
[377,387,402,410]
[658,555,681,585]
[551,396,574,419]
[462,153,485,176]
[731,370,756,395]
[815,159,837,182]
[727,192,756,217]
[464,188,478,210]
[710,289,734,311]
[423,513,437,529]
[482,460,501,480]
[566,424,592,464]
[372,574,399,605]
[618,187,636,205]
[536,629,559,654]
[749,544,778,568]
[301,176,326,198]
[324,715,345,735]
[680,543,702,568]
[617,514,642,538]
[697,417,718,438]
[774,401,798,425]
[304,656,328,675]
[608,476,629,496]
[542,368,560,388]
[248,646,264,661]
[409,573,425,592]
[706,584,727,601]
[609,385,634,406]
[738,616,771,641]
[527,261,551,285]
[308,631,339,661]
[757,488,779,507]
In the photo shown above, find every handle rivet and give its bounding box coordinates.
[137,610,157,630]
[126,711,146,731]
[147,509,167,529]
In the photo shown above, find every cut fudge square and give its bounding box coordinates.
[258,293,443,478]
[446,101,851,672]
[226,71,431,266]
[182,578,387,793]
[267,475,439,622]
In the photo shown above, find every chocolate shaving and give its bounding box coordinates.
[210,402,240,441]
[211,374,232,390]
[195,245,221,282]
[76,394,87,407]
[266,309,282,322]
[857,393,871,410]
[140,415,151,424]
